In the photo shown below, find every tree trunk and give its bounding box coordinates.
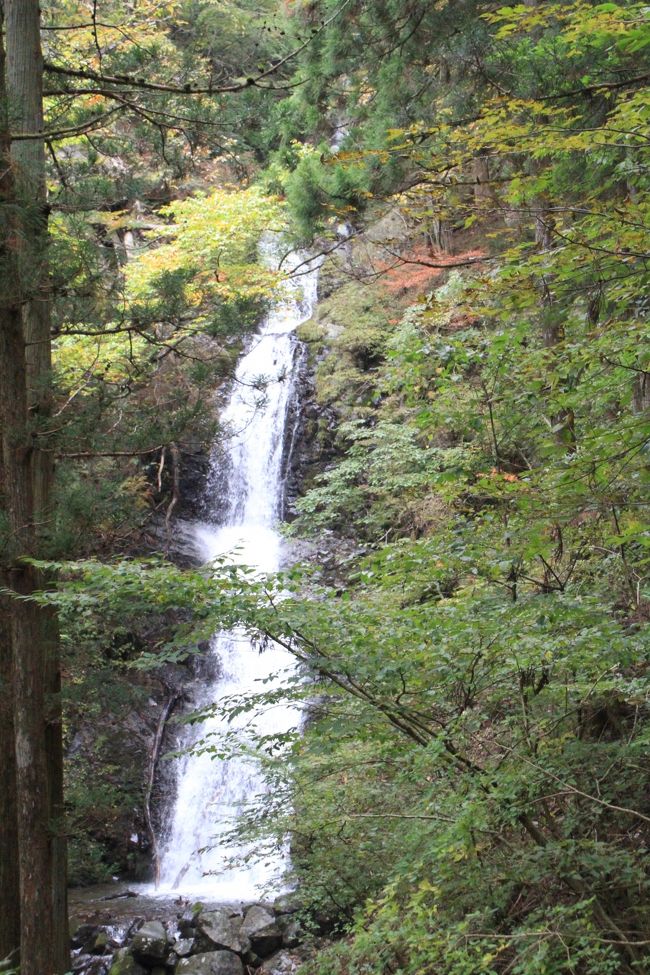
[633,369,650,414]
[0,62,55,973]
[4,2,68,971]
[0,7,24,963]
[6,0,53,467]
[426,215,453,256]
[472,151,493,206]
[0,598,20,968]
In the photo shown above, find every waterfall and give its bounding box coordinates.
[156,243,319,900]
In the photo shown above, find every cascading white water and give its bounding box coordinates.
[156,244,319,900]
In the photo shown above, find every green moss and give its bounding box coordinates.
[296,318,327,345]
[317,252,350,299]
[310,280,395,410]
[108,948,145,975]
[315,280,391,338]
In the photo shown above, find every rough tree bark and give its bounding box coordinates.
[0,603,20,969]
[0,20,54,974]
[1,1,68,971]
[0,46,20,951]
[0,8,26,965]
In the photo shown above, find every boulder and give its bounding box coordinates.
[279,916,302,950]
[174,937,195,957]
[89,930,111,954]
[71,956,110,975]
[69,918,88,944]
[240,907,282,959]
[71,954,94,973]
[104,922,133,948]
[71,923,101,951]
[176,951,244,975]
[107,948,146,975]
[130,920,169,965]
[260,951,300,975]
[241,947,263,970]
[272,894,301,916]
[196,909,244,953]
[86,961,110,975]
[179,909,198,937]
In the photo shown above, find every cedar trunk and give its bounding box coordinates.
[0,46,54,973]
[0,600,20,967]
[3,1,68,971]
[0,7,23,964]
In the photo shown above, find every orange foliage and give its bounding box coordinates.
[378,245,486,297]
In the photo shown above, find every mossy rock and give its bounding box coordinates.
[316,253,349,300]
[309,280,395,410]
[108,948,146,975]
[295,318,326,345]
[314,280,392,346]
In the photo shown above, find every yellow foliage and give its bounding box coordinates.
[54,332,148,391]
[126,186,286,305]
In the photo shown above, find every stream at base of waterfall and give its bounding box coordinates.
[154,244,320,900]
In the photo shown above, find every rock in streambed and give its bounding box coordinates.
[72,895,312,975]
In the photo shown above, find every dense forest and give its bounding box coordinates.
[0,2,649,975]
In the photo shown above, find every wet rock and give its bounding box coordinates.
[89,962,110,975]
[89,930,111,954]
[176,950,244,975]
[272,893,301,916]
[72,955,110,975]
[131,920,169,965]
[71,953,93,972]
[240,906,282,958]
[197,910,244,953]
[176,447,211,519]
[107,948,147,975]
[174,937,195,957]
[179,908,199,937]
[220,903,245,918]
[260,950,300,974]
[104,922,134,948]
[279,916,302,950]
[71,923,101,950]
[69,917,87,943]
[241,947,263,970]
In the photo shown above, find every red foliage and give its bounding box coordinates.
[378,245,486,297]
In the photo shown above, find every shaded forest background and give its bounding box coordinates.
[0,2,649,974]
